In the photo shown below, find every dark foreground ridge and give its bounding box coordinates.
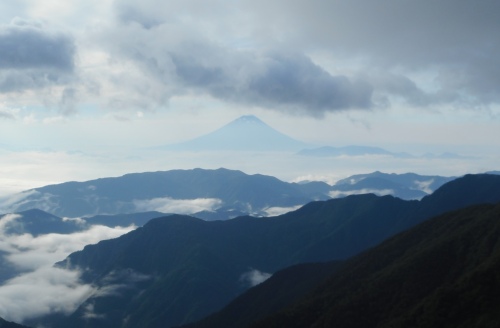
[0,317,30,328]
[251,203,500,328]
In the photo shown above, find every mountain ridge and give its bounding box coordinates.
[250,202,500,328]
[39,174,500,328]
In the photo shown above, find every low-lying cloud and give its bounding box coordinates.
[0,212,135,323]
[329,188,394,198]
[133,197,222,214]
[263,205,302,217]
[0,266,94,323]
[240,268,272,287]
[413,179,434,194]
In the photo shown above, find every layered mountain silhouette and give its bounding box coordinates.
[246,202,500,328]
[298,145,469,159]
[297,145,412,158]
[1,168,462,219]
[33,174,500,328]
[1,168,330,218]
[162,115,310,152]
[330,171,455,200]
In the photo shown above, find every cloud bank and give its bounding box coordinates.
[133,197,222,214]
[0,212,135,323]
[2,0,499,116]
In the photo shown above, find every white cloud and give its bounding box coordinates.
[133,197,222,214]
[329,188,394,198]
[413,179,434,194]
[3,224,135,270]
[0,211,136,323]
[263,205,302,217]
[0,266,95,323]
[240,268,272,287]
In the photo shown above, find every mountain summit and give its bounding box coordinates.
[163,115,310,151]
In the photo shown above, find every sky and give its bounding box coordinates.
[1,0,500,195]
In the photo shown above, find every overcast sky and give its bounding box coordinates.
[1,0,499,194]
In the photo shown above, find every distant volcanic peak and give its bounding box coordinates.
[231,115,266,125]
[162,115,309,152]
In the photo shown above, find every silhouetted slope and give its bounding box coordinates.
[0,317,30,328]
[182,261,343,328]
[48,174,500,328]
[253,203,500,328]
[418,174,500,217]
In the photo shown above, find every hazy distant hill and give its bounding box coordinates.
[297,145,412,158]
[298,145,468,159]
[40,174,500,328]
[162,115,310,152]
[250,202,500,328]
[330,171,455,200]
[0,209,81,236]
[2,168,329,218]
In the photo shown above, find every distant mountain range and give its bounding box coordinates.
[28,174,500,328]
[330,171,456,199]
[297,145,471,159]
[0,168,330,218]
[161,115,310,152]
[1,169,467,219]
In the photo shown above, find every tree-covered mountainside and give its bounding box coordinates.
[181,261,344,328]
[41,174,500,328]
[251,202,500,328]
[0,317,30,328]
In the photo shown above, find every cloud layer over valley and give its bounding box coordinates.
[0,212,135,323]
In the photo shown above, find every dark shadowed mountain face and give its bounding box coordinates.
[182,261,344,328]
[161,115,310,152]
[251,203,500,328]
[0,317,30,328]
[2,168,329,218]
[38,174,500,328]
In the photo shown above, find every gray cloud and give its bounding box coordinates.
[0,18,74,71]
[3,0,498,116]
[0,108,15,120]
[110,0,500,110]
[0,18,77,109]
[98,19,373,115]
[244,0,500,107]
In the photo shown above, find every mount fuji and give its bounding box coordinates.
[162,115,311,152]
